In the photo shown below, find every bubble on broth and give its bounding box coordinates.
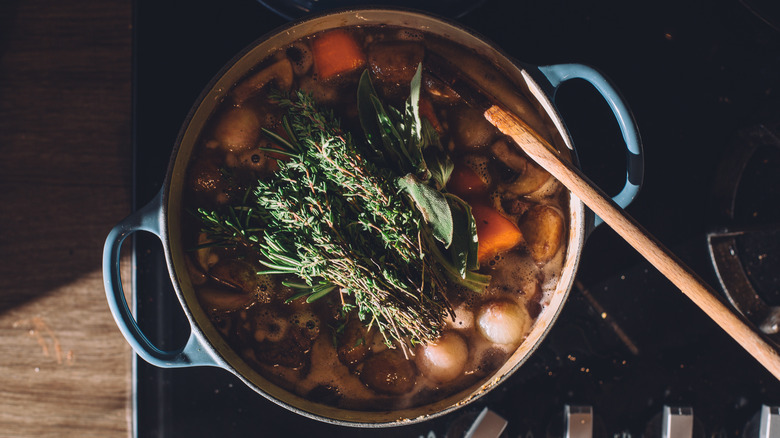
[397,29,425,41]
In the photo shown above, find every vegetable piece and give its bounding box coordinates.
[447,163,488,199]
[337,319,371,369]
[209,259,264,293]
[232,58,294,105]
[286,42,313,76]
[211,106,262,153]
[187,151,230,204]
[471,204,524,264]
[519,205,564,264]
[197,286,255,313]
[415,331,468,383]
[422,73,460,104]
[491,138,552,195]
[451,106,497,149]
[476,300,531,348]
[360,350,417,395]
[311,30,366,80]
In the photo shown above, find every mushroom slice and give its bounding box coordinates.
[286,42,313,76]
[197,286,255,314]
[492,138,552,195]
[232,58,294,105]
[209,259,264,294]
[422,73,460,104]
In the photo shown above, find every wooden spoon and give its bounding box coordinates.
[484,104,780,380]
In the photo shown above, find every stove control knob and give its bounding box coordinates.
[464,407,508,438]
[565,405,593,438]
[662,406,694,438]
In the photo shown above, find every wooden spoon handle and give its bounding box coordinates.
[485,104,780,380]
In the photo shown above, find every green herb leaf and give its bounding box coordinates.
[446,194,480,274]
[447,200,469,278]
[370,94,412,169]
[421,230,490,292]
[425,145,454,191]
[406,63,423,144]
[397,173,454,248]
[357,70,385,160]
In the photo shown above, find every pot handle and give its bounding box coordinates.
[103,191,217,368]
[536,63,644,227]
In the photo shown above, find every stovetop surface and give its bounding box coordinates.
[131,0,780,436]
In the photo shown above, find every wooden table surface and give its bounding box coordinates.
[0,0,133,436]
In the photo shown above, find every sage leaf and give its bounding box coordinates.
[397,174,454,247]
[448,200,469,278]
[371,94,412,167]
[406,63,423,144]
[446,194,480,270]
[426,146,454,191]
[357,70,383,157]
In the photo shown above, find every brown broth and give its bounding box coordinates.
[181,25,568,411]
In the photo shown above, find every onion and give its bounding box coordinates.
[416,332,469,384]
[476,300,531,348]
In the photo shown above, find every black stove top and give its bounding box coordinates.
[131,0,780,436]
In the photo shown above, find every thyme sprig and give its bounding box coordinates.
[195,66,489,353]
[253,89,451,352]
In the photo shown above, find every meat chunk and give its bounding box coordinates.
[368,41,424,98]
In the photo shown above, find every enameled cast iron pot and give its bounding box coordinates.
[103,8,643,427]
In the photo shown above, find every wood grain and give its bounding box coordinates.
[0,0,133,436]
[485,104,780,381]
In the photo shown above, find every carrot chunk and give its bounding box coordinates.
[312,30,366,80]
[447,163,488,199]
[471,204,524,264]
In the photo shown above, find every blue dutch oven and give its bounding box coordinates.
[104,8,642,426]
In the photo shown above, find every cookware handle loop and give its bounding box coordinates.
[103,191,217,368]
[537,63,644,226]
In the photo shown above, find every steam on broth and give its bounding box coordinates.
[182,25,568,411]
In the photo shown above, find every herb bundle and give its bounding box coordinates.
[196,65,489,354]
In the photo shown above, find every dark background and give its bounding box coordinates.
[132,0,780,436]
